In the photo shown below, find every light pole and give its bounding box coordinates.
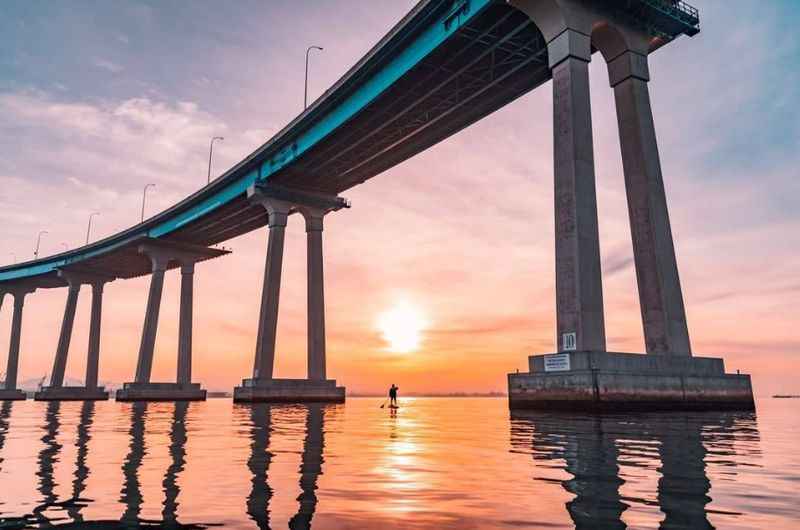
[86,211,100,245]
[305,45,324,109]
[34,230,48,260]
[141,183,155,223]
[207,136,224,184]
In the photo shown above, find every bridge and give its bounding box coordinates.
[0,1,754,408]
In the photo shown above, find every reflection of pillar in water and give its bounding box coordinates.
[657,415,712,529]
[162,402,189,525]
[561,417,626,530]
[0,401,13,473]
[247,404,273,530]
[289,404,325,530]
[67,401,96,523]
[120,402,147,524]
[513,413,626,530]
[34,401,63,522]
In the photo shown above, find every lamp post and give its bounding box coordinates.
[34,230,48,259]
[86,211,100,245]
[141,183,155,223]
[207,136,224,184]
[305,45,324,109]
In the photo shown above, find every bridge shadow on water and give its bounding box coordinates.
[0,401,329,530]
[509,409,761,530]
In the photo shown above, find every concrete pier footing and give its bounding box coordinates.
[35,386,109,401]
[233,378,345,403]
[0,389,27,401]
[116,382,206,402]
[508,351,755,411]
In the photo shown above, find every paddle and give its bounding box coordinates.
[379,398,389,408]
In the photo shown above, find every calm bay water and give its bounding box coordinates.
[0,397,797,529]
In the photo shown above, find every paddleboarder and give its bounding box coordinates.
[389,384,399,407]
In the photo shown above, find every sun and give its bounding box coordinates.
[377,300,427,353]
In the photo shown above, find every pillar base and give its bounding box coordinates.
[34,386,109,401]
[233,378,345,403]
[115,382,206,402]
[0,389,27,401]
[508,351,755,412]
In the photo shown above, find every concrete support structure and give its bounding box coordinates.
[0,288,33,400]
[549,29,606,352]
[608,50,691,355]
[36,270,113,401]
[117,240,226,401]
[304,209,327,381]
[507,0,753,411]
[234,184,348,403]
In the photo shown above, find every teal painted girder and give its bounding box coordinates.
[0,0,494,283]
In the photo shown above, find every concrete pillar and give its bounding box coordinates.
[177,263,194,384]
[253,203,290,380]
[49,282,81,388]
[134,256,169,383]
[85,282,105,388]
[549,29,606,352]
[304,210,327,381]
[608,51,691,355]
[5,291,28,390]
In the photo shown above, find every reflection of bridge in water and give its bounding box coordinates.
[0,402,330,529]
[510,410,761,529]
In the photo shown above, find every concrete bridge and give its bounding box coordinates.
[0,0,753,409]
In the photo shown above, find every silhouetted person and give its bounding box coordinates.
[389,384,399,407]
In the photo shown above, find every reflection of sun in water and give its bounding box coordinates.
[377,300,427,353]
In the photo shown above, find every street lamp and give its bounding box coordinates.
[86,211,100,245]
[305,45,324,109]
[207,136,224,184]
[34,230,48,260]
[141,183,155,223]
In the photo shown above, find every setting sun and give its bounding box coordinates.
[377,300,427,353]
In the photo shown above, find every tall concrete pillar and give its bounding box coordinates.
[177,263,194,384]
[5,291,28,390]
[49,282,81,388]
[304,210,327,381]
[549,29,606,352]
[253,204,290,380]
[85,282,105,388]
[608,51,691,355]
[134,257,168,383]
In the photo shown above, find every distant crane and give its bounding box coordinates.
[37,374,47,391]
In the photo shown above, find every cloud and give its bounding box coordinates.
[93,58,124,74]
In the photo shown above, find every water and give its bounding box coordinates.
[0,397,797,529]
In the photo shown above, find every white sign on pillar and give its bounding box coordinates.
[562,332,577,351]
[544,353,571,372]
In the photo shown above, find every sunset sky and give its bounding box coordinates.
[0,0,797,396]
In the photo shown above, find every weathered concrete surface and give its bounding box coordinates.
[510,351,754,411]
[34,386,109,401]
[233,378,345,403]
[116,382,206,402]
[0,389,27,401]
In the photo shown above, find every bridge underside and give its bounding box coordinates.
[169,3,547,246]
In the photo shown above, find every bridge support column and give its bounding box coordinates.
[85,281,106,389]
[1,288,34,400]
[177,263,194,384]
[304,209,327,381]
[117,239,226,402]
[549,29,606,352]
[37,270,113,401]
[234,183,348,403]
[48,281,81,388]
[608,51,691,355]
[252,200,291,382]
[134,255,168,384]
